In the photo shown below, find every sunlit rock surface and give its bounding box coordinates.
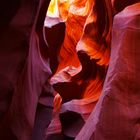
[0,0,140,140]
[76,2,140,140]
[44,0,112,139]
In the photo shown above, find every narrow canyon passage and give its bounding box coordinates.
[0,0,140,140]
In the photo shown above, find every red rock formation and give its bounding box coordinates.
[45,0,112,138]
[0,0,53,140]
[76,2,140,140]
[0,0,140,140]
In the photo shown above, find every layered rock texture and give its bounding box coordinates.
[0,0,140,140]
[76,2,140,140]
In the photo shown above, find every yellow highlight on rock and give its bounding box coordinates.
[47,0,59,17]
